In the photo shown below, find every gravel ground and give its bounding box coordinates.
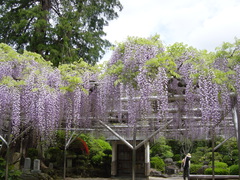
[58,176,183,180]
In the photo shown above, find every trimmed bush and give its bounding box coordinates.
[211,161,228,169]
[222,155,233,166]
[229,165,239,175]
[150,156,165,171]
[204,168,229,175]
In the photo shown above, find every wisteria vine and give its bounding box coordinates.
[0,36,239,145]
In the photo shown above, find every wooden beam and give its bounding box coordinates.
[189,175,239,179]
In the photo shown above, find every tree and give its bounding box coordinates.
[0,0,123,66]
[151,136,173,159]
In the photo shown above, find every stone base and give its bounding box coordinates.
[22,169,31,174]
[31,170,41,173]
[20,172,53,180]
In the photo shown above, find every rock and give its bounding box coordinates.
[20,172,53,180]
[165,165,180,175]
[197,165,208,174]
[150,169,162,177]
[12,152,21,170]
[164,158,174,165]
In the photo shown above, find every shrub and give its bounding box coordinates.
[204,168,229,175]
[150,156,165,172]
[27,148,38,160]
[151,136,173,159]
[0,157,22,180]
[222,155,233,166]
[210,161,228,169]
[45,147,63,169]
[190,147,210,164]
[190,164,202,174]
[90,138,112,166]
[229,165,239,175]
[176,160,182,168]
[172,154,180,161]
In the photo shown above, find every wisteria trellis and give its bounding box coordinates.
[0,36,239,145]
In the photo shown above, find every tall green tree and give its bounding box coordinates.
[0,0,122,66]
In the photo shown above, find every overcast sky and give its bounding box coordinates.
[100,0,240,63]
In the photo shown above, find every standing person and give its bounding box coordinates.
[182,153,191,180]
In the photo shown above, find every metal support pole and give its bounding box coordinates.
[99,120,133,149]
[132,124,136,180]
[232,106,240,179]
[212,127,215,180]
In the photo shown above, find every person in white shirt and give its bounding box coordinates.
[182,153,191,180]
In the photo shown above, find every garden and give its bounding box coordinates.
[1,35,240,179]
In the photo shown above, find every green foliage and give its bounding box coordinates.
[105,35,167,88]
[144,41,196,79]
[0,44,59,91]
[191,146,211,164]
[46,147,63,164]
[74,134,112,167]
[27,148,38,160]
[190,164,203,174]
[172,154,181,161]
[210,161,228,169]
[151,136,173,159]
[23,51,52,66]
[90,138,112,165]
[167,139,183,157]
[206,152,223,162]
[145,51,180,79]
[215,137,238,166]
[0,157,22,180]
[204,161,229,175]
[0,0,123,66]
[215,37,240,67]
[55,130,66,149]
[127,35,163,47]
[59,60,96,92]
[150,156,165,171]
[204,168,229,175]
[229,165,239,175]
[0,76,25,87]
[146,42,196,78]
[185,46,235,90]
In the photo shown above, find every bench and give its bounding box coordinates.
[189,175,239,180]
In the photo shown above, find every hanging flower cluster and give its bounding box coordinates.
[97,37,237,140]
[0,44,91,141]
[1,36,240,143]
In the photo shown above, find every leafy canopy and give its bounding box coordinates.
[0,0,123,66]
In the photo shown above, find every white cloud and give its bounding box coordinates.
[101,0,240,62]
[188,5,240,51]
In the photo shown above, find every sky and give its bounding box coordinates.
[100,0,240,63]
